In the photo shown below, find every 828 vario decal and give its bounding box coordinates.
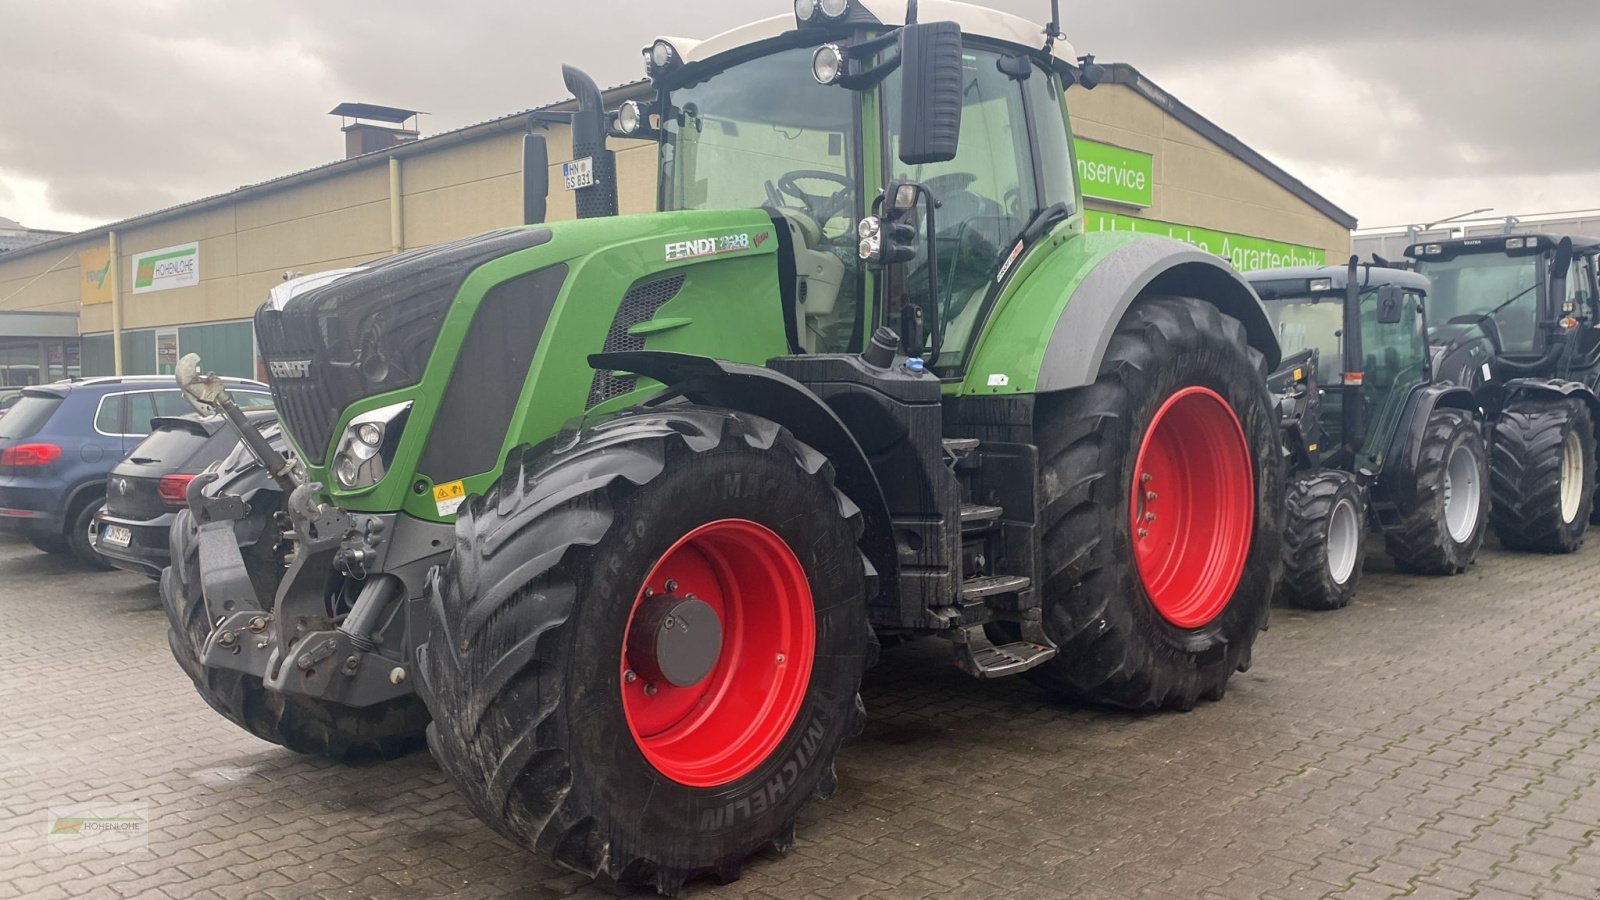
[664,231,767,262]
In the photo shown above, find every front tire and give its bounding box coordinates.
[1386,408,1488,573]
[418,409,870,895]
[1489,397,1595,553]
[1279,469,1366,610]
[1026,296,1282,710]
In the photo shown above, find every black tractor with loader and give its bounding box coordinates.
[1413,233,1600,552]
[1249,258,1488,610]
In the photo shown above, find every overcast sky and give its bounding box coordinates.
[4,1,1598,235]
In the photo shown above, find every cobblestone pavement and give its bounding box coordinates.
[1,531,1597,900]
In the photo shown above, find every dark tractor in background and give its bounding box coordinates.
[1250,258,1487,610]
[96,408,279,579]
[1413,233,1600,552]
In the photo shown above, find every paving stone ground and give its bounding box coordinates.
[1,531,1597,899]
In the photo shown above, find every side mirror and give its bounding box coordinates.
[897,21,963,165]
[523,133,548,226]
[1552,236,1575,312]
[1376,285,1405,324]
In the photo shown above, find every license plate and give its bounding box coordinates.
[101,525,132,548]
[563,157,595,191]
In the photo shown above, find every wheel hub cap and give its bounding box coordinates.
[626,594,723,688]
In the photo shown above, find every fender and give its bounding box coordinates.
[589,351,897,610]
[1378,384,1481,510]
[1491,376,1600,425]
[961,232,1280,396]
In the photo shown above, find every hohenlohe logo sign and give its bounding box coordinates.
[131,242,200,294]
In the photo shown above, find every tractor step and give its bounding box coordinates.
[951,624,1056,679]
[960,503,1004,531]
[942,437,980,453]
[960,573,1030,599]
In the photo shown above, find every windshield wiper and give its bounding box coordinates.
[1487,280,1541,316]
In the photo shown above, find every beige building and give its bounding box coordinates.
[0,64,1354,383]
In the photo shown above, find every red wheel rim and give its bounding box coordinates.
[621,519,815,787]
[1130,387,1255,629]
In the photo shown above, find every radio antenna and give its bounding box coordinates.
[1044,0,1063,53]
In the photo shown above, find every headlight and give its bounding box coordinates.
[651,40,675,68]
[617,100,644,135]
[812,44,845,85]
[795,0,818,21]
[819,0,849,18]
[1309,278,1333,292]
[1505,237,1525,249]
[333,401,412,490]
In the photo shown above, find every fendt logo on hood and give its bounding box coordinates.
[268,360,313,379]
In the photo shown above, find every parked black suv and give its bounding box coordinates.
[96,409,278,579]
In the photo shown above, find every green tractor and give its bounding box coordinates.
[168,1,1286,891]
[1413,233,1600,552]
[1248,259,1488,610]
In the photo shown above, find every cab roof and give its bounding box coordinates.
[653,1,1076,75]
[1404,232,1600,260]
[1245,264,1430,299]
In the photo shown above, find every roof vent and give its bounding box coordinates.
[329,103,425,159]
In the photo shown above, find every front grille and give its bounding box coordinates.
[257,228,551,464]
[587,274,686,408]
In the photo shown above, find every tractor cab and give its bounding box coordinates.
[1250,261,1432,472]
[1409,233,1600,390]
[591,0,1097,373]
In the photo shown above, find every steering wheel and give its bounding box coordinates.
[777,169,853,210]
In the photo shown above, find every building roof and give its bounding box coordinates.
[1102,65,1357,230]
[1,58,1355,263]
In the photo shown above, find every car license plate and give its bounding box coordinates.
[101,525,132,548]
[563,157,595,191]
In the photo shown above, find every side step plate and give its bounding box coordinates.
[951,620,1056,679]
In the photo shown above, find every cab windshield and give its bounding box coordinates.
[1420,254,1542,353]
[661,47,858,232]
[660,46,863,352]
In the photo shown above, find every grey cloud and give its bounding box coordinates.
[2,0,1596,230]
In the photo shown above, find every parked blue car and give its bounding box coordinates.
[0,376,271,567]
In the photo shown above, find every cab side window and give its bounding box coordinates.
[885,47,1039,368]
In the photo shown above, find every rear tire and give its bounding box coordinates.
[162,509,428,761]
[1025,296,1282,711]
[1386,409,1488,573]
[68,496,114,571]
[1279,469,1366,610]
[418,409,870,896]
[1489,397,1595,553]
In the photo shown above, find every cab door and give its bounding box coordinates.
[1358,290,1430,470]
[877,45,1076,375]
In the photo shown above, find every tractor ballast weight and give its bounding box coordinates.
[1249,258,1488,610]
[1409,232,1600,550]
[168,1,1287,892]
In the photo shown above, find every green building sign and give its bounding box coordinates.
[1074,139,1154,208]
[1085,211,1326,273]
